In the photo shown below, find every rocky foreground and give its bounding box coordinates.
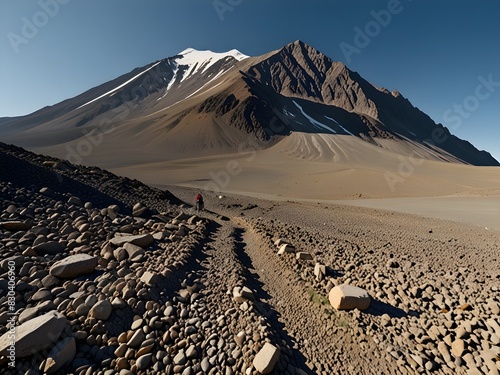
[0,142,499,375]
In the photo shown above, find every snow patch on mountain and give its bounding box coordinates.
[324,115,354,136]
[293,101,336,134]
[77,61,162,109]
[154,48,248,102]
[175,48,248,83]
[166,66,179,91]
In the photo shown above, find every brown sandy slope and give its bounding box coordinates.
[105,131,500,231]
[105,132,500,202]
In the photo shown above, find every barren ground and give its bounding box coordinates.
[164,184,500,374]
[1,144,499,375]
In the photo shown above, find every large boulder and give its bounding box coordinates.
[110,233,154,248]
[127,330,146,348]
[88,300,112,320]
[0,310,67,357]
[141,271,159,287]
[277,244,295,255]
[50,254,98,278]
[32,241,64,255]
[0,221,31,231]
[113,247,128,261]
[19,300,56,324]
[1,255,25,270]
[136,353,152,370]
[253,343,280,374]
[123,243,145,260]
[43,337,76,373]
[233,286,255,303]
[296,252,313,260]
[132,202,148,217]
[67,196,82,206]
[451,339,465,358]
[329,284,370,311]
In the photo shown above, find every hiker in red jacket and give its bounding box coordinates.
[195,193,204,212]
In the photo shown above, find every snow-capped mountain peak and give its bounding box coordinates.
[2,41,498,167]
[174,47,248,78]
[77,47,249,111]
[160,48,249,88]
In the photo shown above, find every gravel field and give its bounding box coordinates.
[0,144,499,375]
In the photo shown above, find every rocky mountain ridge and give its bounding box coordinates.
[0,41,498,166]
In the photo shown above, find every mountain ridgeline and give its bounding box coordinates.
[0,40,498,166]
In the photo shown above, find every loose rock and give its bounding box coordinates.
[49,254,98,278]
[329,284,371,311]
[253,343,280,374]
[0,310,67,357]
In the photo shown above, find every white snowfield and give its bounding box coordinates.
[158,48,248,102]
[77,48,248,110]
[175,48,248,82]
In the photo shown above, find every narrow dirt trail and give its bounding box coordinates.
[190,215,313,374]
[231,216,401,375]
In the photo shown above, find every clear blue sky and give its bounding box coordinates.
[1,0,499,161]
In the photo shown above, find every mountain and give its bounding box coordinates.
[0,40,498,171]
